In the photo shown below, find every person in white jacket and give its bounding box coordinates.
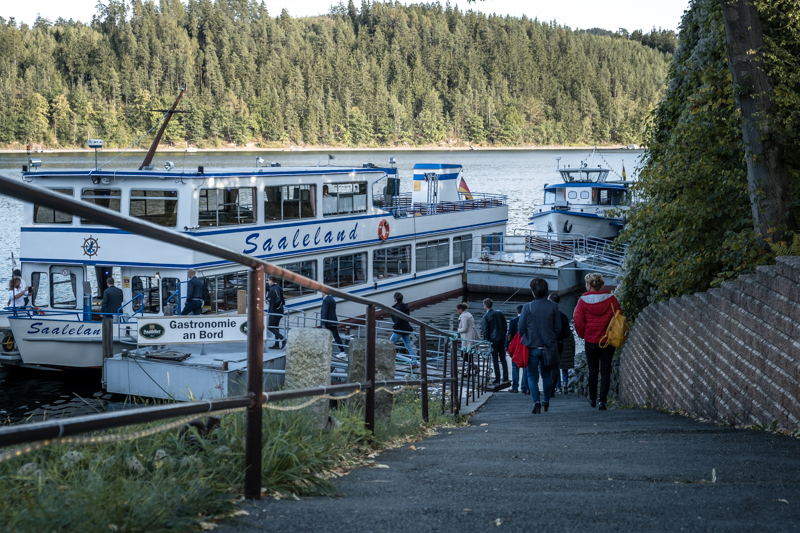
[456,302,480,347]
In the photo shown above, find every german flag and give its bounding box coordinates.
[458,178,474,200]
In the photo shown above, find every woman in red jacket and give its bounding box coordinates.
[573,273,619,411]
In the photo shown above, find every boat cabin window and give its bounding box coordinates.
[544,191,555,205]
[199,188,256,227]
[30,272,50,307]
[204,271,247,313]
[416,239,450,272]
[130,190,178,227]
[580,191,590,199]
[131,275,180,314]
[611,189,626,205]
[598,189,611,206]
[323,182,368,216]
[373,245,411,279]
[81,188,121,224]
[50,270,77,309]
[453,234,473,264]
[277,260,317,299]
[264,185,316,222]
[323,252,367,288]
[34,188,73,224]
[567,191,578,200]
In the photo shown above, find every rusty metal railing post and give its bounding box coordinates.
[451,340,459,415]
[419,326,429,423]
[365,304,376,434]
[244,266,265,500]
[441,339,448,415]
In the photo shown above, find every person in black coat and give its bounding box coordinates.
[482,298,508,384]
[389,292,416,358]
[181,269,204,315]
[100,278,124,315]
[321,294,345,353]
[548,292,572,396]
[506,305,529,393]
[267,275,286,349]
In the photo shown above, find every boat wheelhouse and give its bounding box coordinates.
[529,165,630,240]
[5,159,507,369]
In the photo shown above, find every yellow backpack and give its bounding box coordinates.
[599,300,630,349]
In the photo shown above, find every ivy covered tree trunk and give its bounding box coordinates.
[719,0,798,245]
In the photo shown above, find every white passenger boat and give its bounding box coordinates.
[6,155,507,370]
[529,161,630,240]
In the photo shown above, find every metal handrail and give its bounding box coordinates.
[117,293,144,316]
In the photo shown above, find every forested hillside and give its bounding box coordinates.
[0,0,670,149]
[619,0,800,320]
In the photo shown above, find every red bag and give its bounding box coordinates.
[508,333,529,369]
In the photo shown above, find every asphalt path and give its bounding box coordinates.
[217,391,800,532]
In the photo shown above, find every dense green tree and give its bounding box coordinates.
[0,1,670,148]
[619,0,800,320]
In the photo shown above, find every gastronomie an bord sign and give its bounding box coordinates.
[137,315,263,345]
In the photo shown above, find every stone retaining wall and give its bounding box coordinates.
[619,256,800,430]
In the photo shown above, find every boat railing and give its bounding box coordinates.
[0,173,463,501]
[379,192,507,218]
[118,293,144,317]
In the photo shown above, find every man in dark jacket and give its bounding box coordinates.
[100,278,124,316]
[506,305,529,393]
[518,278,561,414]
[181,269,204,315]
[389,292,416,358]
[482,298,508,384]
[321,294,345,353]
[548,292,574,396]
[267,275,286,349]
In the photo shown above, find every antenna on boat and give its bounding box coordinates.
[139,83,186,171]
[556,157,561,169]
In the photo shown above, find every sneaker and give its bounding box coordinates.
[598,402,607,411]
[588,396,597,408]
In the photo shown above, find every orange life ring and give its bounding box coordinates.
[378,219,390,241]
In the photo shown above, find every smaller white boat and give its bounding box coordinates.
[529,161,630,241]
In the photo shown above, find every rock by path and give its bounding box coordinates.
[217,392,800,532]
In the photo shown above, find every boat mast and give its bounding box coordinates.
[139,84,186,170]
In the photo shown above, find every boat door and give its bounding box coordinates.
[48,265,84,311]
[128,270,183,315]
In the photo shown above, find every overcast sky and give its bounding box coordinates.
[5,0,689,33]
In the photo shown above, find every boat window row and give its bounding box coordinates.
[544,188,627,206]
[26,235,472,313]
[32,182,369,227]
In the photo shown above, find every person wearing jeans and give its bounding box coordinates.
[517,278,561,414]
[526,348,552,412]
[390,292,416,359]
[482,298,508,384]
[506,305,529,394]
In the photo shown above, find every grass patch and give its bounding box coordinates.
[0,390,461,532]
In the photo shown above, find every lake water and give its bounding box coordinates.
[0,148,638,423]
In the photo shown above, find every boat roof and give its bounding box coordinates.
[544,182,628,190]
[557,167,612,183]
[22,165,396,181]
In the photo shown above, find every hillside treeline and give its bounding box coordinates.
[619,0,800,319]
[0,0,670,149]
